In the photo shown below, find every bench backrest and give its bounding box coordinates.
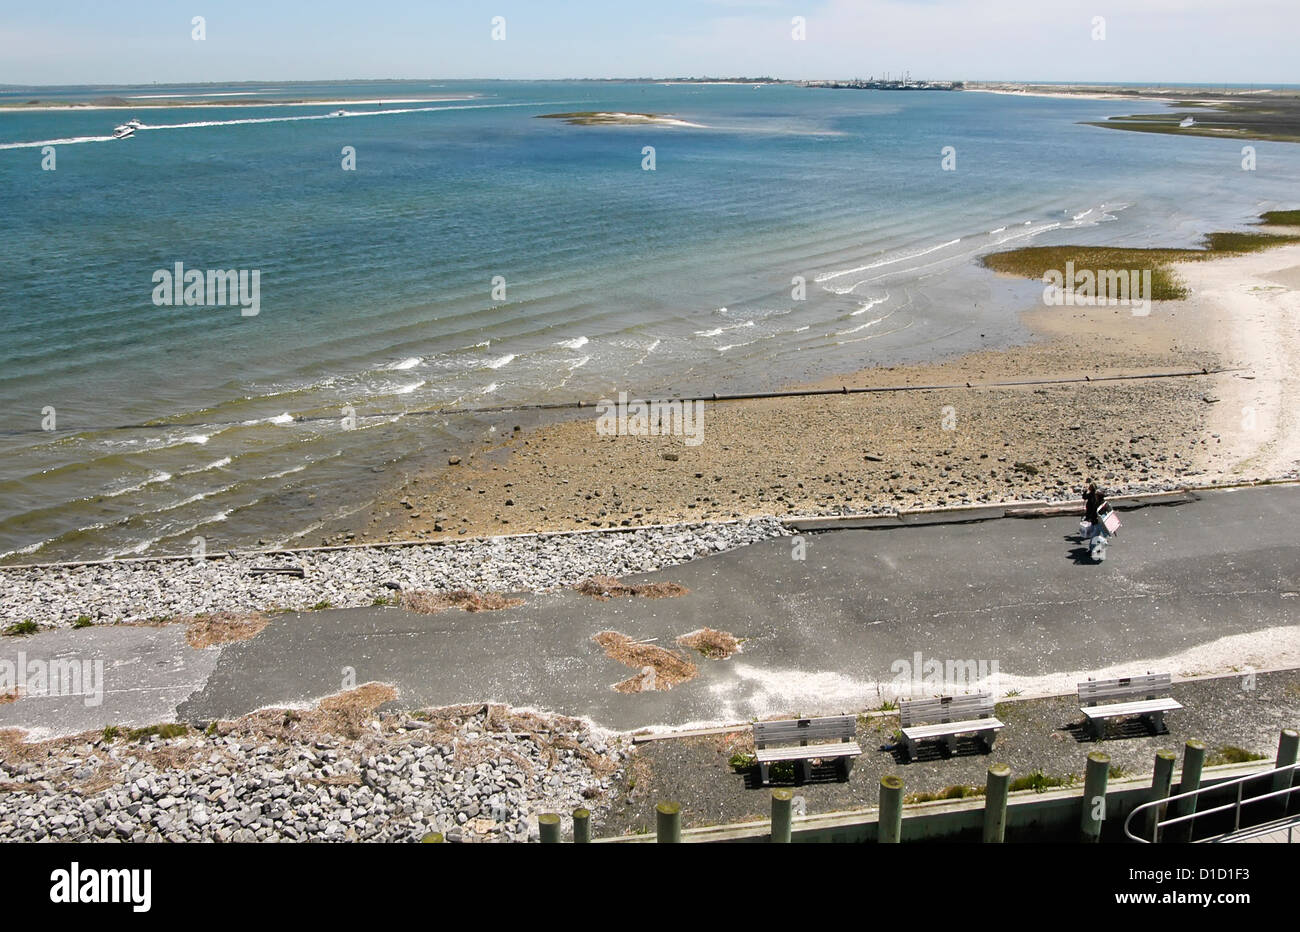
[752,715,857,748]
[1078,673,1172,706]
[898,693,994,727]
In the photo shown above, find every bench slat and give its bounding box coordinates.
[755,743,863,763]
[1079,698,1183,719]
[901,718,1005,741]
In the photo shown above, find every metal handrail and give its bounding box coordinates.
[1124,759,1300,843]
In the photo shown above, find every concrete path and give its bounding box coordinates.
[3,485,1299,737]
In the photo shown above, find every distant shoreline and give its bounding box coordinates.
[0,95,474,113]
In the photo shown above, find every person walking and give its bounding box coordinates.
[1083,482,1106,530]
[1082,481,1112,561]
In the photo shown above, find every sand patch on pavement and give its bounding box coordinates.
[400,589,524,614]
[575,576,689,600]
[183,610,271,649]
[593,631,697,693]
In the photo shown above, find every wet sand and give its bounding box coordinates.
[344,241,1300,546]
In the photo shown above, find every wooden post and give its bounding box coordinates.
[1273,729,1298,817]
[771,789,793,843]
[1080,751,1110,843]
[656,801,682,843]
[538,813,561,844]
[572,808,591,844]
[1147,749,1177,842]
[878,775,903,844]
[983,763,1010,843]
[1170,739,1206,843]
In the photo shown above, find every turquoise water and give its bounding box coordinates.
[2,80,1298,561]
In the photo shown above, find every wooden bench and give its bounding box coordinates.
[1078,673,1182,739]
[752,715,862,784]
[898,693,1003,761]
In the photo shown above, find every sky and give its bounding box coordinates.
[1,0,1297,87]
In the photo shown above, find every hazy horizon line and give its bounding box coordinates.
[3,77,1296,91]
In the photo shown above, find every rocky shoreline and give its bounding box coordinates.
[0,698,627,843]
[1,518,787,629]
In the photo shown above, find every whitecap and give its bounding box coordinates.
[816,239,961,283]
[850,293,889,316]
[105,471,173,497]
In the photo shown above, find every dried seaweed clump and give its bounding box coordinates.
[400,589,524,614]
[183,611,271,649]
[676,627,742,659]
[592,631,697,692]
[574,575,688,600]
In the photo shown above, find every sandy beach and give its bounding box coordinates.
[342,236,1300,546]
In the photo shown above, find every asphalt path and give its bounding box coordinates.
[4,485,1298,736]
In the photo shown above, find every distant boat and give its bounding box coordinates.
[329,110,346,117]
[1179,116,1195,127]
[112,124,135,139]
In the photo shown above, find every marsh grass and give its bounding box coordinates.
[1261,209,1300,226]
[982,220,1300,302]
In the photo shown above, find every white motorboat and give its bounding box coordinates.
[125,118,145,128]
[329,110,346,117]
[112,124,135,139]
[1179,116,1195,128]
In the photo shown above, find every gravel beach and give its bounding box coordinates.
[0,695,628,843]
[1,519,786,628]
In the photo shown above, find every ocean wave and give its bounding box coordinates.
[386,356,422,370]
[484,354,516,370]
[111,536,163,558]
[240,413,294,427]
[629,338,661,367]
[394,380,425,395]
[556,336,588,350]
[836,310,894,336]
[834,320,914,346]
[105,471,173,497]
[850,294,889,316]
[816,238,962,283]
[695,320,754,337]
